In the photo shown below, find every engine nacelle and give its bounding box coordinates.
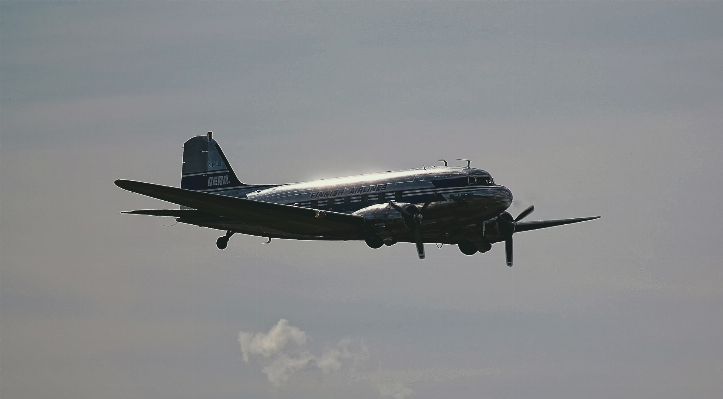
[353,203,409,238]
[353,203,398,220]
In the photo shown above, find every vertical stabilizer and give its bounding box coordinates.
[181,132,245,190]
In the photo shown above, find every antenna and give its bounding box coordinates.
[456,158,471,168]
[438,159,448,166]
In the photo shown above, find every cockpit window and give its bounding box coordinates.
[469,176,494,186]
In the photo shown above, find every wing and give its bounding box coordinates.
[115,180,366,236]
[514,216,600,233]
[123,209,215,217]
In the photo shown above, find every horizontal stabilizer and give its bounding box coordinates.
[515,216,600,233]
[116,179,365,235]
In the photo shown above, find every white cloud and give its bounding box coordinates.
[317,337,367,374]
[261,352,315,386]
[239,319,368,386]
[239,320,501,394]
[239,319,307,362]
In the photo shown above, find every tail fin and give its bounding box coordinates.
[181,132,245,191]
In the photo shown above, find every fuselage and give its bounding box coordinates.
[195,166,513,239]
[250,167,509,211]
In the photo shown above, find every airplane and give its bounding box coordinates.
[116,132,599,266]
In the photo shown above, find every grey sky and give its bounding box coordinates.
[2,2,722,398]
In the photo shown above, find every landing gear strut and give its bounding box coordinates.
[216,230,235,249]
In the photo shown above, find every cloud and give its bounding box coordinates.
[317,337,367,374]
[239,320,500,395]
[239,319,307,361]
[261,352,315,385]
[376,382,414,399]
[239,319,368,386]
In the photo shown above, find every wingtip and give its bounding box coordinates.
[115,179,143,191]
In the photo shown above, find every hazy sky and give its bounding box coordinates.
[2,2,723,398]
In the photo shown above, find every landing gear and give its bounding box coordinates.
[365,235,384,249]
[475,242,492,253]
[458,241,478,256]
[216,230,235,250]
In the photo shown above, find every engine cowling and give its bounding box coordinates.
[352,203,402,221]
[353,203,407,240]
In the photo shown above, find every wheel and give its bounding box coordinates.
[364,236,384,249]
[216,237,228,249]
[475,242,492,253]
[458,241,477,255]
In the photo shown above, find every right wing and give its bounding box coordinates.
[115,180,366,236]
[515,216,600,233]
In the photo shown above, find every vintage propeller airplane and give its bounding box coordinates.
[116,132,599,266]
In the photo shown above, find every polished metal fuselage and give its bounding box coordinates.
[178,166,513,243]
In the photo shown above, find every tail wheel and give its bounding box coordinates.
[216,230,234,250]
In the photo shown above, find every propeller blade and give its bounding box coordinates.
[515,205,535,222]
[389,200,426,259]
[497,212,515,238]
[419,193,437,213]
[505,237,513,267]
[414,226,425,259]
[389,201,414,217]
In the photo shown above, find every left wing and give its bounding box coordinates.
[115,180,366,236]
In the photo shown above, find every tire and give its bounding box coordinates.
[458,241,478,255]
[364,236,384,249]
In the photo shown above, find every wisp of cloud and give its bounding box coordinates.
[239,319,368,386]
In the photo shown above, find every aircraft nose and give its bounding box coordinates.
[496,186,513,208]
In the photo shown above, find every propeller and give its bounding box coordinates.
[496,205,534,267]
[389,200,433,259]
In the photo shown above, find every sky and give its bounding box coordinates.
[2,2,723,398]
